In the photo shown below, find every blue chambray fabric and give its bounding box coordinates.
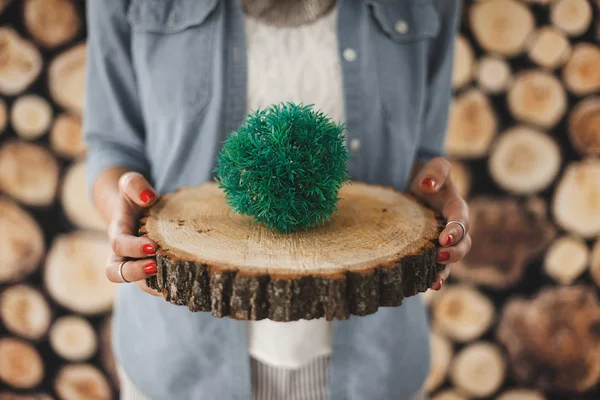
[83,0,460,398]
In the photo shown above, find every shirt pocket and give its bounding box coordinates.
[127,0,218,117]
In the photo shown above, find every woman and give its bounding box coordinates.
[84,0,470,399]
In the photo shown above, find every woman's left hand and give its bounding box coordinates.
[410,157,471,291]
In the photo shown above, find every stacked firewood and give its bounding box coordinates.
[0,0,598,399]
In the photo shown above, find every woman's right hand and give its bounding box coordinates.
[105,171,161,296]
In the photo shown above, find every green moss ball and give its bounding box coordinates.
[215,102,350,233]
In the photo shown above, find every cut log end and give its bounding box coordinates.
[563,43,600,96]
[590,239,600,287]
[49,315,98,361]
[54,364,112,400]
[496,389,547,400]
[569,97,600,156]
[0,393,53,400]
[497,286,600,393]
[10,94,53,140]
[142,182,444,321]
[445,88,497,159]
[450,341,506,398]
[49,43,86,115]
[50,113,85,158]
[527,26,571,69]
[551,0,593,37]
[552,159,600,238]
[431,390,468,400]
[44,232,116,315]
[0,198,45,283]
[475,56,512,93]
[425,331,453,392]
[24,0,80,49]
[0,338,44,389]
[0,141,60,207]
[544,236,589,285]
[452,35,474,89]
[0,28,42,96]
[0,285,51,340]
[489,126,561,195]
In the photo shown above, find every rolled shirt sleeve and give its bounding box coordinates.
[83,0,150,195]
[415,0,462,163]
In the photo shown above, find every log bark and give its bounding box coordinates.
[48,43,86,115]
[469,0,535,57]
[451,198,556,289]
[496,286,600,393]
[24,0,80,49]
[507,70,567,129]
[0,141,60,207]
[432,284,495,343]
[496,390,546,400]
[562,43,600,96]
[527,26,571,69]
[50,113,85,159]
[10,94,53,140]
[54,364,111,400]
[425,331,453,392]
[431,390,468,400]
[99,316,119,389]
[0,338,44,389]
[590,239,600,287]
[61,160,108,232]
[0,28,42,96]
[544,235,589,285]
[488,126,561,195]
[0,198,45,283]
[141,182,444,321]
[569,97,600,156]
[552,159,600,238]
[0,98,6,136]
[452,35,474,89]
[49,316,97,362]
[550,0,593,37]
[449,341,506,398]
[449,160,471,199]
[0,285,51,340]
[445,89,497,159]
[44,232,116,315]
[475,56,512,94]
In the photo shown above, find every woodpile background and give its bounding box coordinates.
[0,0,598,399]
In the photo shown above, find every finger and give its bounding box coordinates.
[119,171,158,208]
[437,234,472,265]
[109,216,157,258]
[411,157,451,196]
[431,265,451,290]
[439,199,470,247]
[106,258,157,284]
[135,280,162,297]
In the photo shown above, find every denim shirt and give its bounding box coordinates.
[84,0,459,399]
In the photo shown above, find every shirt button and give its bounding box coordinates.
[167,10,176,26]
[350,138,361,151]
[395,20,409,34]
[343,48,358,62]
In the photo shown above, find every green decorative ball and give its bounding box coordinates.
[215,102,350,233]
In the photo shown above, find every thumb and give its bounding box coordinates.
[118,171,158,209]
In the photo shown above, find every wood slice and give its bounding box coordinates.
[49,43,86,115]
[569,97,600,156]
[450,342,506,398]
[99,316,119,389]
[469,0,535,57]
[452,198,556,289]
[49,316,97,362]
[449,160,472,199]
[445,89,497,159]
[475,56,512,94]
[495,389,546,400]
[0,285,51,340]
[527,26,571,69]
[452,35,474,89]
[550,0,593,37]
[54,364,111,400]
[544,235,589,285]
[0,99,6,136]
[552,159,600,238]
[488,126,561,195]
[141,181,444,321]
[0,141,60,207]
[425,331,453,392]
[496,286,600,393]
[0,338,44,389]
[61,160,108,232]
[431,390,468,400]
[562,43,600,96]
[49,113,85,159]
[507,70,567,129]
[10,94,53,140]
[24,0,80,49]
[0,393,53,400]
[0,198,45,283]
[432,284,495,342]
[44,232,116,315]
[0,28,42,96]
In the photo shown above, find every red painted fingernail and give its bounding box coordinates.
[140,189,156,204]
[438,251,451,262]
[143,262,157,275]
[446,234,454,246]
[142,244,155,255]
[421,178,436,189]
